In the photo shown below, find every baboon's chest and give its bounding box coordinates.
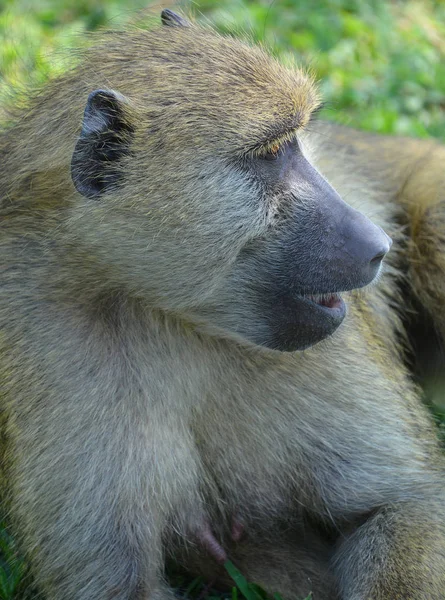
[193,344,425,521]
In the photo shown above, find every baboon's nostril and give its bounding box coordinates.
[370,234,392,266]
[370,250,387,266]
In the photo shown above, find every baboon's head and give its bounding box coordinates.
[70,10,391,351]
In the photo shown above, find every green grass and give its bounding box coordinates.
[1,0,445,597]
[0,523,31,600]
[0,548,309,600]
[1,0,445,137]
[167,561,312,600]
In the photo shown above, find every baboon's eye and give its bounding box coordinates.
[261,143,282,161]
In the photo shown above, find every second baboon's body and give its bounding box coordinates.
[1,15,445,600]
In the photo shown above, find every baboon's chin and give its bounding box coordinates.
[259,293,347,352]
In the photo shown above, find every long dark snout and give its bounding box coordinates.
[282,156,393,294]
[246,153,394,352]
[334,202,392,288]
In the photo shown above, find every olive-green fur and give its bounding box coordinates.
[1,15,445,600]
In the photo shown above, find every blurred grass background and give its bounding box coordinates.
[1,0,445,136]
[0,0,445,598]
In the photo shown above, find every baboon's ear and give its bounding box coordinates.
[161,9,190,27]
[71,89,134,199]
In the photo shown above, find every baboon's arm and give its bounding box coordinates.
[333,499,445,599]
[395,141,445,338]
[2,311,201,600]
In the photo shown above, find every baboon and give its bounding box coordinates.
[1,9,445,600]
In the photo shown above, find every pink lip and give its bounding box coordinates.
[305,293,343,310]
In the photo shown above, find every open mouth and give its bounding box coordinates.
[303,293,346,316]
[260,289,348,352]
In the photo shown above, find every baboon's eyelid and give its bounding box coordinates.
[243,131,300,160]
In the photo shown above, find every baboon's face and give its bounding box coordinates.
[213,137,391,351]
[71,25,390,352]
